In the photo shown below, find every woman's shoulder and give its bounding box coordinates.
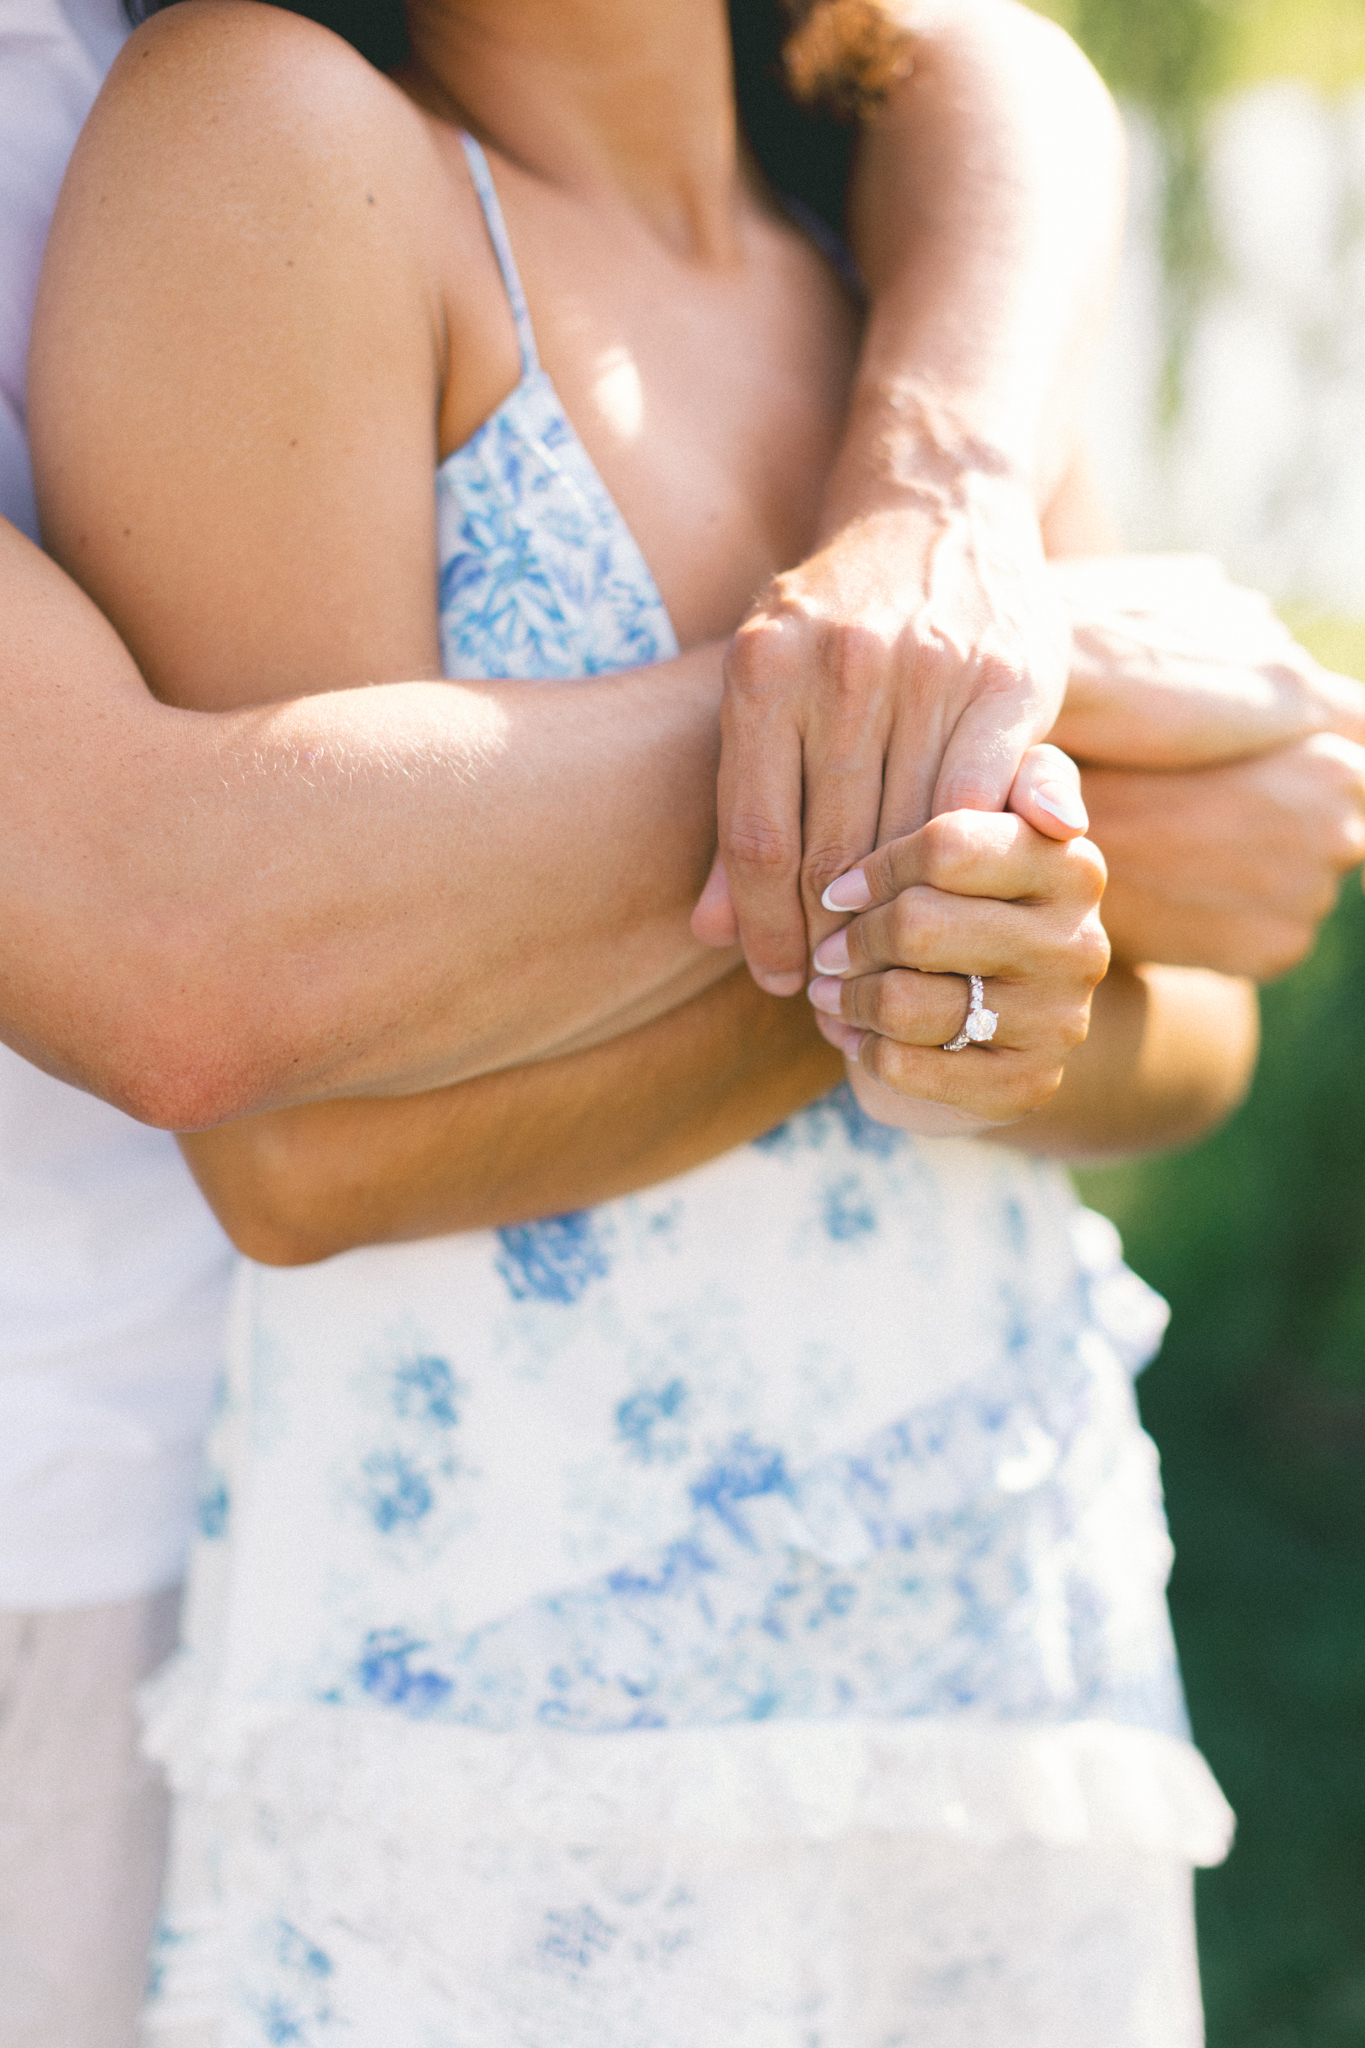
[32,0,447,455]
[60,1,439,248]
[28,0,454,709]
[100,1,413,128]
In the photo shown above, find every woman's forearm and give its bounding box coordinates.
[178,968,843,1265]
[988,963,1259,1163]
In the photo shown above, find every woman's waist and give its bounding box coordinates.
[237,1085,1092,1335]
[224,1106,1164,1525]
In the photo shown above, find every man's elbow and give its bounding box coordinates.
[19,937,323,1130]
[57,1004,282,1134]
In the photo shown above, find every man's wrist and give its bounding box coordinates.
[817,377,1041,542]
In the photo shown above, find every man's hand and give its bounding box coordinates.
[691,0,1125,994]
[1049,553,1365,768]
[693,473,1071,991]
[1085,736,1365,979]
[1044,553,1365,978]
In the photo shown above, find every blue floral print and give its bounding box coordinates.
[141,132,1229,2046]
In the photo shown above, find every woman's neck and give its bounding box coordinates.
[401,0,744,261]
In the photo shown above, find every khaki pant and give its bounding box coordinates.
[0,1589,180,2048]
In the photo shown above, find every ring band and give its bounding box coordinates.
[943,974,999,1052]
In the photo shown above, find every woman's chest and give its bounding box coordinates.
[527,255,857,646]
[436,169,859,651]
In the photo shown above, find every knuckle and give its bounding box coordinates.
[1052,1000,1092,1054]
[724,615,793,701]
[1000,1059,1065,1120]
[1075,916,1112,988]
[917,813,975,890]
[889,892,922,957]
[868,1035,934,1101]
[802,839,869,899]
[720,812,800,879]
[1066,835,1108,904]
[868,970,917,1040]
[890,888,942,961]
[935,771,1006,816]
[973,648,1032,697]
[822,623,899,718]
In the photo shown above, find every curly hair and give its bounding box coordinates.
[780,0,913,118]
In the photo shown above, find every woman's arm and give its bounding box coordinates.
[178,856,1253,1269]
[983,963,1259,1162]
[176,953,1256,1266]
[179,967,843,1264]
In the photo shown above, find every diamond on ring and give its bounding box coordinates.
[943,974,999,1052]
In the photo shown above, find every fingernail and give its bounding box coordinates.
[822,868,872,913]
[1034,782,1089,831]
[814,1013,864,1056]
[811,928,851,975]
[755,967,805,997]
[807,975,845,1016]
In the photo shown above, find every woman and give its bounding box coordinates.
[32,1,1255,2039]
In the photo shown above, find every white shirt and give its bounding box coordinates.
[0,0,234,1609]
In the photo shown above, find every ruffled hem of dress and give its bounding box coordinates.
[141,1654,1233,1868]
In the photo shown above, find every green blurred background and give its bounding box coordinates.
[1026,2,1365,2039]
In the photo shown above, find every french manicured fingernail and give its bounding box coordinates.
[821,868,872,912]
[811,928,851,975]
[807,975,845,1016]
[1034,782,1088,831]
[755,967,805,997]
[814,1013,864,1056]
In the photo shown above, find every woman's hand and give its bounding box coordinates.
[1085,734,1365,978]
[804,771,1108,1132]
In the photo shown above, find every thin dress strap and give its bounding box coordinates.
[458,131,540,378]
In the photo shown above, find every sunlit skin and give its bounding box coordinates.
[32,0,1363,1262]
[9,0,1138,1136]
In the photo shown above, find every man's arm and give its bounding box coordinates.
[707,0,1126,988]
[177,557,1365,1262]
[27,4,776,1132]
[0,518,732,1128]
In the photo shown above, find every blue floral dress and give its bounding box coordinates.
[141,135,1232,2048]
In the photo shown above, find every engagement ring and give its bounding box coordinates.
[943,974,998,1051]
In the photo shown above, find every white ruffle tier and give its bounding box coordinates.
[141,1692,1230,2048]
[143,1678,1232,1863]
